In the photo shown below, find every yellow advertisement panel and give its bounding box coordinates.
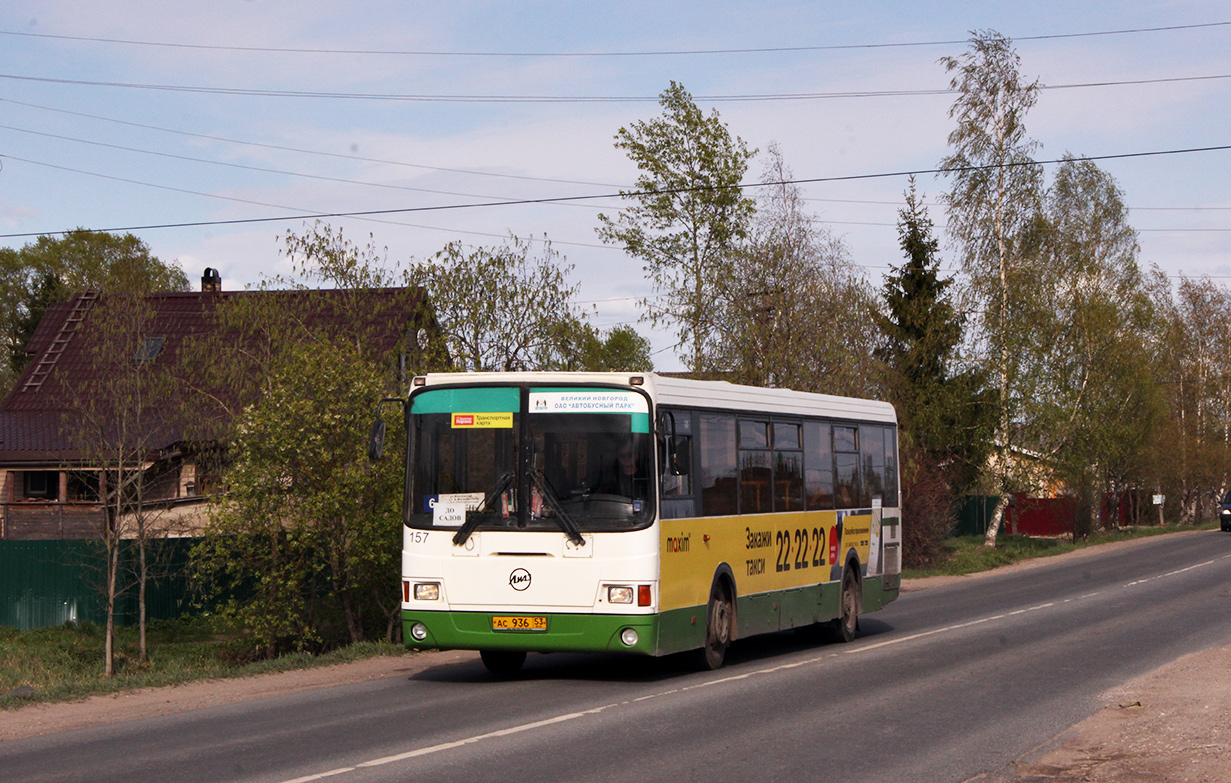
[658,509,874,612]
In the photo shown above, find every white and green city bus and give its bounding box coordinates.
[380,372,901,674]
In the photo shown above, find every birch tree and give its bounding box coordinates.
[939,31,1045,545]
[68,294,176,675]
[1033,156,1161,536]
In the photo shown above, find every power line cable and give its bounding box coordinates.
[0,96,617,188]
[1,72,1227,103]
[1,21,1225,57]
[3,143,1228,239]
[0,122,620,207]
[0,152,623,250]
[8,99,1223,215]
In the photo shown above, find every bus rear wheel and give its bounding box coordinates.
[696,581,733,670]
[480,649,526,676]
[828,570,860,643]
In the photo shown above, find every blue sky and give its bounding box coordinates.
[1,2,1228,369]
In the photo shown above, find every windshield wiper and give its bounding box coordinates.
[452,471,514,547]
[529,471,586,547]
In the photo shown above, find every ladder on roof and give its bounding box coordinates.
[21,290,100,393]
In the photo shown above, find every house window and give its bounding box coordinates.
[133,336,167,363]
[23,471,59,500]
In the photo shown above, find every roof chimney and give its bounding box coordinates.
[202,268,222,293]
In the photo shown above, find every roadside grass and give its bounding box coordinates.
[904,522,1220,579]
[0,616,406,710]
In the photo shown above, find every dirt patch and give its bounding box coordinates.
[1001,644,1231,783]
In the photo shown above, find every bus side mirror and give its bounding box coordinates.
[368,397,407,462]
[368,418,387,462]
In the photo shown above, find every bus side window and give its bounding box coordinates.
[660,411,696,519]
[739,419,772,514]
[773,421,804,512]
[803,420,834,510]
[861,426,885,508]
[833,425,860,509]
[699,414,738,516]
[663,434,693,497]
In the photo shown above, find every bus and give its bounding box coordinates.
[379,371,901,674]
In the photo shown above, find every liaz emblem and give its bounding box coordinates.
[509,568,531,591]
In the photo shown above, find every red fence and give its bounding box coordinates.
[1003,495,1075,537]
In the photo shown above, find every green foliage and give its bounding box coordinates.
[0,617,405,708]
[939,31,1043,284]
[1031,156,1161,537]
[597,81,756,374]
[406,235,585,372]
[545,321,655,372]
[939,31,1045,539]
[879,179,995,494]
[0,229,188,391]
[195,337,403,656]
[594,324,654,372]
[190,224,420,658]
[904,525,1215,578]
[714,144,880,395]
[1148,275,1231,524]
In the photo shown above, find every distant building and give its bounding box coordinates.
[0,269,435,539]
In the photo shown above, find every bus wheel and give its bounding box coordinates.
[697,581,733,670]
[828,570,860,643]
[480,650,526,676]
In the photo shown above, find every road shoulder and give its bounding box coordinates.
[1002,643,1231,782]
[0,649,476,743]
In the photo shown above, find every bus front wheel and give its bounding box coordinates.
[828,570,860,643]
[480,649,526,676]
[697,581,733,670]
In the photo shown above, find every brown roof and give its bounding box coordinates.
[0,287,427,462]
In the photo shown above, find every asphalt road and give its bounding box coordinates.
[4,531,1230,783]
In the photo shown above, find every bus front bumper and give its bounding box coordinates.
[402,609,660,656]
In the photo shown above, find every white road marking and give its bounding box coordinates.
[280,705,620,783]
[277,551,1231,783]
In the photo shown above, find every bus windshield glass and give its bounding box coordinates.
[408,386,654,532]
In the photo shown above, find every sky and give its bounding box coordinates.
[0,2,1228,370]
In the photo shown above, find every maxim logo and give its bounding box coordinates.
[509,568,531,591]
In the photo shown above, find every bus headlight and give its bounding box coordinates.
[607,586,634,604]
[620,628,639,646]
[414,582,440,601]
[410,623,429,641]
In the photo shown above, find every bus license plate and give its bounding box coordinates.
[491,616,547,631]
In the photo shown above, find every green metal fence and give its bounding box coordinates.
[956,495,1001,537]
[0,539,199,631]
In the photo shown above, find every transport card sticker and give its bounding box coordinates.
[451,412,514,428]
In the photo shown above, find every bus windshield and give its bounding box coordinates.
[408,385,654,532]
